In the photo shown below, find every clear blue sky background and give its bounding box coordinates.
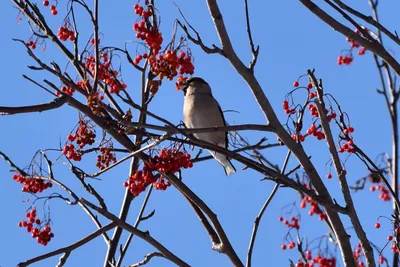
[1,1,399,266]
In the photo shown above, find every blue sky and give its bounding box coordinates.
[1,0,399,266]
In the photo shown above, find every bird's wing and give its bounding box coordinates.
[184,94,227,145]
[214,98,229,150]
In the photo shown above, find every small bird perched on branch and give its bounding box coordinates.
[179,77,236,176]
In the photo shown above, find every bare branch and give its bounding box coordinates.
[0,95,67,115]
[126,252,164,267]
[243,0,259,70]
[116,186,154,267]
[175,4,223,55]
[331,0,400,46]
[246,151,291,267]
[55,252,70,267]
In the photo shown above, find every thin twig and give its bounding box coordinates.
[246,151,291,267]
[126,252,164,267]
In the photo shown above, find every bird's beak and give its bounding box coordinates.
[177,83,187,91]
[176,80,188,95]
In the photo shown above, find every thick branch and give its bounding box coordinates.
[331,0,400,46]
[0,95,67,115]
[315,99,375,267]
[204,1,355,265]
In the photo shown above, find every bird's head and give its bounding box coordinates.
[178,77,212,96]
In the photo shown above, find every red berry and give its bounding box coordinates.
[327,173,332,179]
[51,9,58,15]
[281,244,287,250]
[43,0,49,6]
[293,81,299,87]
[288,241,296,249]
[67,134,75,141]
[375,222,381,229]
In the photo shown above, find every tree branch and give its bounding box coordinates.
[0,95,67,115]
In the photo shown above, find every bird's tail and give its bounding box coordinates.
[211,151,237,176]
[223,159,236,176]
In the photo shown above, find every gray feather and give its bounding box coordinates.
[183,78,236,176]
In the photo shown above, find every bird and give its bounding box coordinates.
[179,77,236,176]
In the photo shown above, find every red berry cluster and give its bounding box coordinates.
[150,148,193,173]
[62,144,81,161]
[13,173,52,193]
[283,100,296,115]
[337,55,353,65]
[87,92,105,115]
[133,8,162,55]
[27,40,37,50]
[77,80,90,91]
[90,38,100,46]
[134,3,152,18]
[353,243,364,265]
[307,104,336,121]
[69,119,96,149]
[338,139,355,153]
[60,85,75,96]
[391,242,400,254]
[278,216,300,230]
[306,123,325,140]
[123,148,193,196]
[300,195,328,220]
[353,243,388,267]
[132,3,195,86]
[291,133,305,142]
[304,83,317,99]
[281,241,296,250]
[57,26,75,42]
[370,184,390,201]
[49,4,58,16]
[376,225,400,255]
[296,251,336,267]
[18,209,54,246]
[343,126,355,136]
[62,119,96,161]
[84,54,127,94]
[338,28,368,65]
[96,147,117,170]
[124,169,157,196]
[146,50,195,81]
